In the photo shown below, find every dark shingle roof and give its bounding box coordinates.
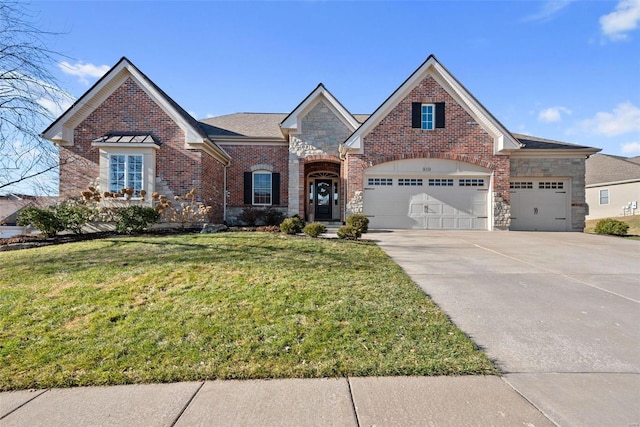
[585,153,640,185]
[512,133,595,150]
[200,113,288,139]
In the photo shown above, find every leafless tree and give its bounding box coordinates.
[0,1,70,195]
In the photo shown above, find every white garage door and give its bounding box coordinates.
[363,176,489,230]
[510,180,569,231]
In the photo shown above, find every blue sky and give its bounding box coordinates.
[34,0,640,159]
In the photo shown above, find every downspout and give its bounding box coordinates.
[223,163,229,225]
[339,143,348,224]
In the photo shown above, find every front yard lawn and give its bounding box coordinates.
[0,233,496,391]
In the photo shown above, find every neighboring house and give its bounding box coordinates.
[0,194,57,226]
[0,194,57,238]
[42,55,600,231]
[585,154,640,219]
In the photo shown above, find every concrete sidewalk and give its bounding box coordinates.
[1,376,552,426]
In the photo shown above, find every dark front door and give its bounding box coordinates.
[315,180,332,220]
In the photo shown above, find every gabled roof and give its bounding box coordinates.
[280,83,360,136]
[41,57,230,163]
[585,153,640,185]
[343,54,522,154]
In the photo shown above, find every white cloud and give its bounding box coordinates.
[524,1,573,22]
[621,141,640,154]
[38,95,74,117]
[600,0,640,40]
[580,102,640,136]
[58,61,110,85]
[538,106,572,123]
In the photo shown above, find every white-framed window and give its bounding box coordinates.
[599,189,609,205]
[109,154,143,196]
[253,171,272,205]
[421,104,434,130]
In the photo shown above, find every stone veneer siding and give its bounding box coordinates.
[288,100,353,217]
[510,156,587,231]
[346,75,511,229]
[59,77,225,222]
[221,144,289,224]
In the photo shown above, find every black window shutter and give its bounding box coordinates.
[243,172,252,204]
[272,173,280,205]
[411,102,422,128]
[435,102,445,128]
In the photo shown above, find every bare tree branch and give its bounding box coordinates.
[0,1,69,195]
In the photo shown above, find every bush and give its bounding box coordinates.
[114,206,161,234]
[237,207,262,226]
[346,214,369,234]
[17,207,65,237]
[303,222,327,238]
[337,225,361,240]
[262,207,286,226]
[594,218,629,236]
[280,216,305,234]
[54,201,94,234]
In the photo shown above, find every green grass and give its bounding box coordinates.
[0,233,496,391]
[585,214,640,239]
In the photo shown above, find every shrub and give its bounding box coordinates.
[346,214,369,234]
[594,218,629,236]
[54,201,94,234]
[17,207,64,237]
[261,207,286,226]
[154,189,211,229]
[237,207,262,226]
[114,206,161,234]
[337,225,361,240]
[303,222,327,238]
[280,216,305,235]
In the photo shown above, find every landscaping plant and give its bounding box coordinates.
[280,216,305,234]
[346,213,369,234]
[303,222,326,238]
[337,224,361,240]
[17,206,64,237]
[114,206,161,234]
[594,218,629,236]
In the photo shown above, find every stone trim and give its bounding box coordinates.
[250,164,273,172]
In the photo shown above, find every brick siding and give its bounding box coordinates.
[60,77,225,221]
[347,75,511,227]
[221,144,289,209]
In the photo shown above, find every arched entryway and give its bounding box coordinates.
[305,161,341,222]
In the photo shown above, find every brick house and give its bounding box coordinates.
[42,55,600,231]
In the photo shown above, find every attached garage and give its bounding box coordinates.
[363,159,491,230]
[509,179,570,231]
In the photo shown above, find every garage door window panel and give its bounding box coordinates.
[368,178,393,186]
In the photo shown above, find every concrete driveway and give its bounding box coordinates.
[374,230,640,427]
